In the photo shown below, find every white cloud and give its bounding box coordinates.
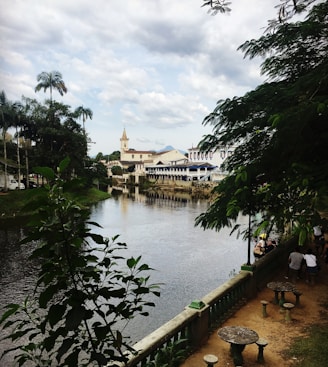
[0,0,278,155]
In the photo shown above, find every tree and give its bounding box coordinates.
[202,0,318,25]
[0,91,15,191]
[108,150,121,161]
[35,71,67,104]
[111,165,123,176]
[196,1,328,245]
[74,106,93,135]
[12,101,26,187]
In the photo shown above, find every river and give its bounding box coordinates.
[88,189,249,342]
[0,189,250,359]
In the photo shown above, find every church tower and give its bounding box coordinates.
[120,128,129,160]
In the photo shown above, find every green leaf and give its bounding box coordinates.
[58,156,70,174]
[91,352,107,365]
[94,325,111,340]
[34,166,55,181]
[0,304,20,325]
[48,304,66,327]
[89,233,106,244]
[133,287,150,295]
[39,285,58,308]
[65,305,86,330]
[127,257,137,268]
[56,338,75,362]
[63,348,80,366]
[317,102,326,114]
[299,228,307,245]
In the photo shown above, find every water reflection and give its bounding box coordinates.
[0,189,249,352]
[90,189,249,342]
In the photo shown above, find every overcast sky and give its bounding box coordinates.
[1,0,278,157]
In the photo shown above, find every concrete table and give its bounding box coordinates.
[218,326,259,366]
[267,281,296,305]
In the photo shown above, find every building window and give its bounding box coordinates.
[140,155,142,159]
[132,154,134,159]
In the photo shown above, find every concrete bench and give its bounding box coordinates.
[203,354,218,366]
[293,290,302,306]
[283,302,295,322]
[256,338,269,364]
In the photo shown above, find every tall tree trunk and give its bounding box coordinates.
[3,129,8,191]
[16,124,21,188]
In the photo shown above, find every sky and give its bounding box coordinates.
[0,0,279,157]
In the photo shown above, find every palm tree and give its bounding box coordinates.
[35,71,67,104]
[12,101,24,188]
[0,91,14,191]
[74,106,93,134]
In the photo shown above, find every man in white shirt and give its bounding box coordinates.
[303,248,318,284]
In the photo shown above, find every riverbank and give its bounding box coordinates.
[0,187,110,222]
[145,180,215,200]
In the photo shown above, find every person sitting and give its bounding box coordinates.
[265,238,276,254]
[253,235,266,259]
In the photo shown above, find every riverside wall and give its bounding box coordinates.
[110,237,297,367]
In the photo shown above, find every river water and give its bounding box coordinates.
[0,189,250,359]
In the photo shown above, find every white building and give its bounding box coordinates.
[104,129,234,182]
[119,128,188,169]
[188,145,235,173]
[145,162,217,182]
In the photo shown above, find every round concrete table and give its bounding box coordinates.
[267,281,296,305]
[218,326,259,366]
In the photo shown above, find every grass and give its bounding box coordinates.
[0,186,110,221]
[0,188,47,217]
[284,299,328,366]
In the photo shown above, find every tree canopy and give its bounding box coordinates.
[196,1,328,243]
[35,71,67,103]
[0,71,102,186]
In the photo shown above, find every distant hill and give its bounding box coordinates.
[157,145,174,152]
[157,145,187,155]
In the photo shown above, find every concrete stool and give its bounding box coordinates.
[283,302,295,322]
[203,354,218,367]
[261,300,268,318]
[293,290,302,306]
[256,338,268,364]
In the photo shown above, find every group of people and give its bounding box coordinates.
[286,240,328,283]
[253,226,328,283]
[253,234,277,259]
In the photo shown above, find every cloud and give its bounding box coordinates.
[0,0,279,155]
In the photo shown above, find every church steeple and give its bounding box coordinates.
[120,128,129,153]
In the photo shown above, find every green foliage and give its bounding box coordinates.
[145,339,189,367]
[111,165,123,176]
[0,160,160,366]
[196,1,328,244]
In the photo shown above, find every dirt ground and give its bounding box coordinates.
[180,259,328,367]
